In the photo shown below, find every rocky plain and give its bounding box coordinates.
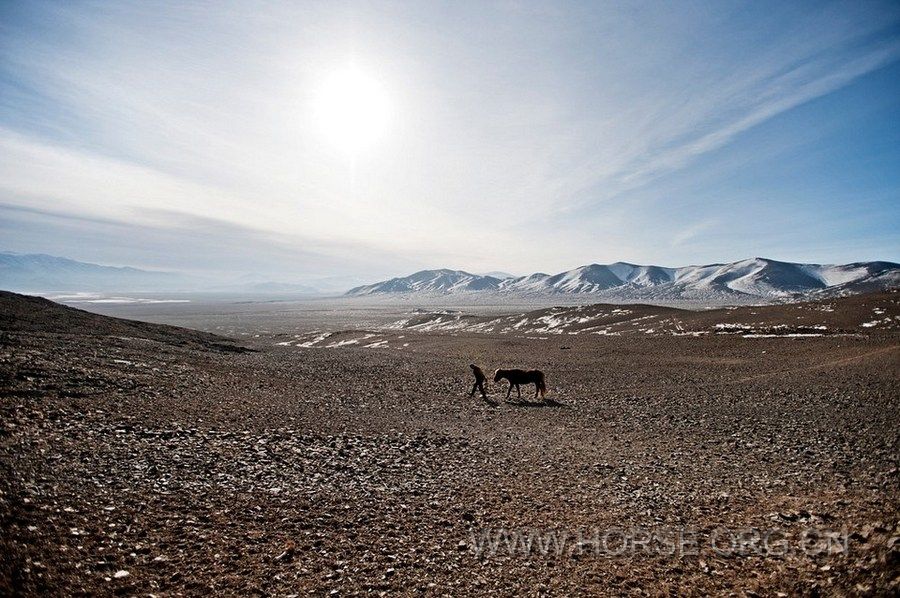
[1,290,898,596]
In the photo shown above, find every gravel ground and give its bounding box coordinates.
[1,291,898,596]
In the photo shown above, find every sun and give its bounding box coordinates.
[313,66,390,155]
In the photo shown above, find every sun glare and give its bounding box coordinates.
[314,66,390,155]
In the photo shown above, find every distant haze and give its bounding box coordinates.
[0,252,364,295]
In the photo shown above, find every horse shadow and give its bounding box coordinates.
[504,398,566,408]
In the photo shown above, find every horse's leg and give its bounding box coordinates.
[534,383,539,399]
[516,384,521,399]
[506,383,512,399]
[470,382,477,397]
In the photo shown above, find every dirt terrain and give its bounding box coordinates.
[1,290,898,596]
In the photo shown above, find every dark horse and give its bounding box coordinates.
[493,368,547,400]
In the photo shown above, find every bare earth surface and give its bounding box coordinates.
[1,290,898,596]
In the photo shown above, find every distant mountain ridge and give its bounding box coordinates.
[0,252,187,292]
[346,258,900,302]
[0,252,328,295]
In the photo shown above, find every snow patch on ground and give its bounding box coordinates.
[327,339,359,347]
[860,317,897,328]
[297,332,333,347]
[742,333,825,338]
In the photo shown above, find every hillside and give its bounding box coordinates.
[378,290,899,338]
[0,291,248,352]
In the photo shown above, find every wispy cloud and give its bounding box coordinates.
[671,218,719,248]
[609,40,900,196]
[1,1,898,277]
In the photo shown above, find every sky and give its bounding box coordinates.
[1,0,899,285]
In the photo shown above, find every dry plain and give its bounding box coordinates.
[1,290,898,595]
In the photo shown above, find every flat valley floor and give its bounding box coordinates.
[1,291,898,595]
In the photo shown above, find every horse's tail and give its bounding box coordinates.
[537,373,547,397]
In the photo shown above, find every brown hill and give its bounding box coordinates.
[0,291,249,352]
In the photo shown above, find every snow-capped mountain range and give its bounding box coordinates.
[346,258,900,302]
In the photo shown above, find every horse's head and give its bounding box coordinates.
[493,368,503,382]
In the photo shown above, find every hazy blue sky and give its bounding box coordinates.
[1,0,898,282]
